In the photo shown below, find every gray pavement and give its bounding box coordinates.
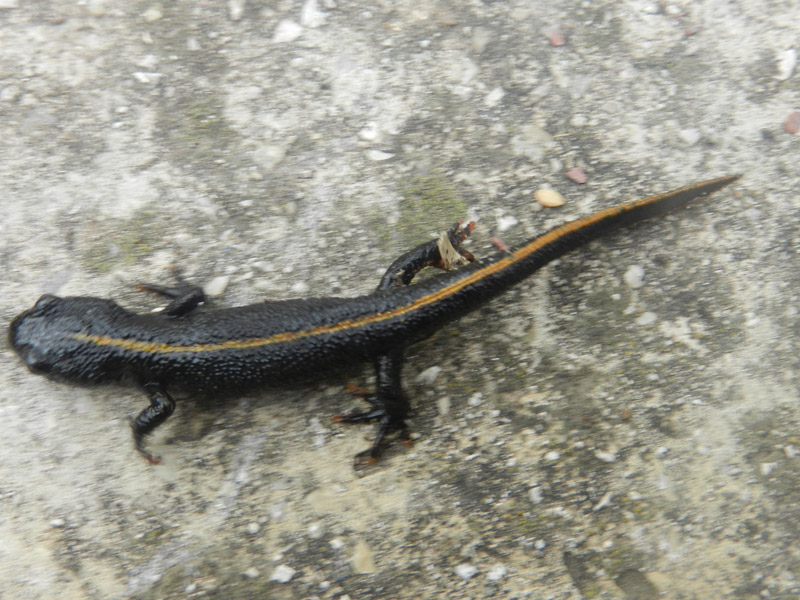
[1,1,798,598]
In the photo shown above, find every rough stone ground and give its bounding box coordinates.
[1,1,798,599]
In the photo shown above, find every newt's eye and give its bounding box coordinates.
[32,294,61,316]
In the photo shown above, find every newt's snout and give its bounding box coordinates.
[8,295,63,374]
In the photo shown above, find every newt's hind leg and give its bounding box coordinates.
[376,221,476,291]
[336,222,476,467]
[334,352,411,467]
[137,269,206,317]
[132,383,176,464]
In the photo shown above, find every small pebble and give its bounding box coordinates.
[290,281,310,295]
[50,518,66,528]
[784,445,798,458]
[437,396,451,416]
[366,149,394,161]
[351,540,377,574]
[229,0,246,21]
[330,538,345,550]
[246,522,261,535]
[565,167,588,184]
[487,564,507,581]
[544,450,560,461]
[270,565,296,583]
[679,128,701,146]
[141,6,163,21]
[243,567,259,579]
[570,113,588,127]
[273,20,303,43]
[534,539,547,550]
[760,463,777,476]
[528,486,543,504]
[484,86,505,107]
[416,366,442,385]
[455,564,477,579]
[496,214,518,232]
[204,275,230,297]
[636,312,657,326]
[534,188,565,207]
[595,450,616,463]
[624,265,645,288]
[308,522,324,538]
[301,0,326,28]
[358,122,379,141]
[785,112,800,135]
[777,48,797,81]
[593,491,614,511]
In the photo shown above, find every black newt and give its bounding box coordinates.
[8,175,740,465]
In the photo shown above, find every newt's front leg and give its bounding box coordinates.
[377,221,476,290]
[137,268,207,317]
[132,383,176,464]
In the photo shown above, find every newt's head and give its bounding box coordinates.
[9,294,125,384]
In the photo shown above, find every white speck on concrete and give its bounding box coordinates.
[416,366,442,385]
[243,567,259,578]
[301,0,326,28]
[593,491,613,511]
[141,6,162,21]
[366,149,394,161]
[595,450,617,463]
[487,563,507,581]
[228,0,246,21]
[270,564,296,583]
[679,128,701,146]
[484,86,505,107]
[777,48,797,81]
[358,122,379,141]
[246,522,261,535]
[330,538,345,551]
[273,20,303,43]
[636,311,657,326]
[290,281,310,295]
[204,276,230,297]
[624,264,645,288]
[496,214,518,232]
[455,564,477,579]
[760,463,777,476]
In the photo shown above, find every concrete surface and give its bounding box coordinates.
[1,1,798,599]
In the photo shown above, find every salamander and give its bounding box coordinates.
[8,175,740,465]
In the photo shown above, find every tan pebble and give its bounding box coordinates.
[534,188,565,207]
